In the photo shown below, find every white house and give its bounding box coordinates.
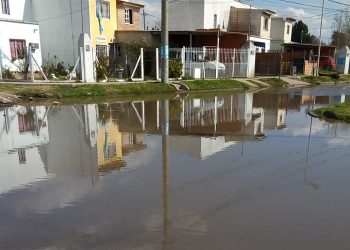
[169,0,275,51]
[0,0,42,72]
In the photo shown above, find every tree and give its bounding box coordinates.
[292,20,319,44]
[331,10,350,49]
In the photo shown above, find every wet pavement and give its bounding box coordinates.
[1,86,350,249]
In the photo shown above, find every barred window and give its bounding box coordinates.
[102,1,110,19]
[9,39,25,60]
[96,45,108,57]
[124,9,133,24]
[1,0,10,15]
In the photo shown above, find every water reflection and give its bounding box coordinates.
[1,86,350,249]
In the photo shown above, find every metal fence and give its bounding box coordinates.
[167,47,250,79]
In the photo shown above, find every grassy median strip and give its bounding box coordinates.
[302,75,350,85]
[314,102,350,123]
[0,83,176,98]
[258,78,289,88]
[0,79,251,100]
[184,79,249,91]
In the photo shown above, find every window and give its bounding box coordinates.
[1,0,10,15]
[9,39,25,60]
[124,9,133,24]
[96,45,108,57]
[101,1,110,19]
[286,25,290,35]
[263,17,269,31]
[18,149,26,165]
[213,14,217,28]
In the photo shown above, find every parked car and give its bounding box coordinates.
[205,61,226,72]
[319,56,336,70]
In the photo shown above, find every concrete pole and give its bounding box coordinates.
[161,0,169,83]
[316,0,325,76]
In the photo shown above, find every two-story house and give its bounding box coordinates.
[29,0,118,66]
[228,6,275,52]
[169,0,275,51]
[0,0,42,72]
[270,16,296,51]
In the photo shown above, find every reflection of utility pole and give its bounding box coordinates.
[304,116,319,190]
[161,99,170,247]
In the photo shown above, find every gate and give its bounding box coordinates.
[179,47,250,79]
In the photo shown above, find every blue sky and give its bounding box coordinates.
[139,0,346,43]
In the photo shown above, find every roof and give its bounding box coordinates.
[0,18,39,25]
[118,0,144,8]
[283,42,336,49]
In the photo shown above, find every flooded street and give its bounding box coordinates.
[1,86,350,250]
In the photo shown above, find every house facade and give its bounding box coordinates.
[117,0,144,31]
[270,16,295,51]
[30,0,118,66]
[228,7,275,52]
[0,0,42,72]
[169,0,275,51]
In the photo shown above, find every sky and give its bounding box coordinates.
[138,0,348,44]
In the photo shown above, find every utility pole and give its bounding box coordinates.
[143,9,146,31]
[316,0,325,76]
[248,5,251,41]
[336,10,343,49]
[161,0,169,84]
[301,30,303,43]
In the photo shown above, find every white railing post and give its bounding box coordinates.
[29,49,35,82]
[216,47,219,79]
[156,48,160,81]
[181,46,185,78]
[0,47,2,80]
[141,48,144,81]
[232,48,236,77]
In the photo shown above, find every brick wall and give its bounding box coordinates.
[304,60,314,76]
[117,2,142,31]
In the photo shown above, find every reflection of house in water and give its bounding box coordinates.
[96,109,146,172]
[0,106,50,194]
[107,94,265,159]
[42,105,99,177]
[290,86,350,106]
[253,93,301,130]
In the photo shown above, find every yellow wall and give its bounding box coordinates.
[89,0,117,47]
[97,119,123,167]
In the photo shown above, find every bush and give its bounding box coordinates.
[169,59,183,79]
[95,55,110,81]
[1,66,15,79]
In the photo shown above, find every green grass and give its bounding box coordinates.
[258,78,289,88]
[184,79,249,91]
[0,79,250,101]
[314,102,350,123]
[0,82,176,99]
[302,74,350,85]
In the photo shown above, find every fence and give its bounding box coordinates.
[255,51,307,76]
[168,47,250,79]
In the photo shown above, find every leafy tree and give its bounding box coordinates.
[292,20,319,44]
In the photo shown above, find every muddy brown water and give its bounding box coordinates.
[1,86,350,250]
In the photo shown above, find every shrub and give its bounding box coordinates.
[95,55,110,81]
[1,66,15,79]
[169,59,183,79]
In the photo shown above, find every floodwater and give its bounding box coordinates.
[1,86,350,250]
